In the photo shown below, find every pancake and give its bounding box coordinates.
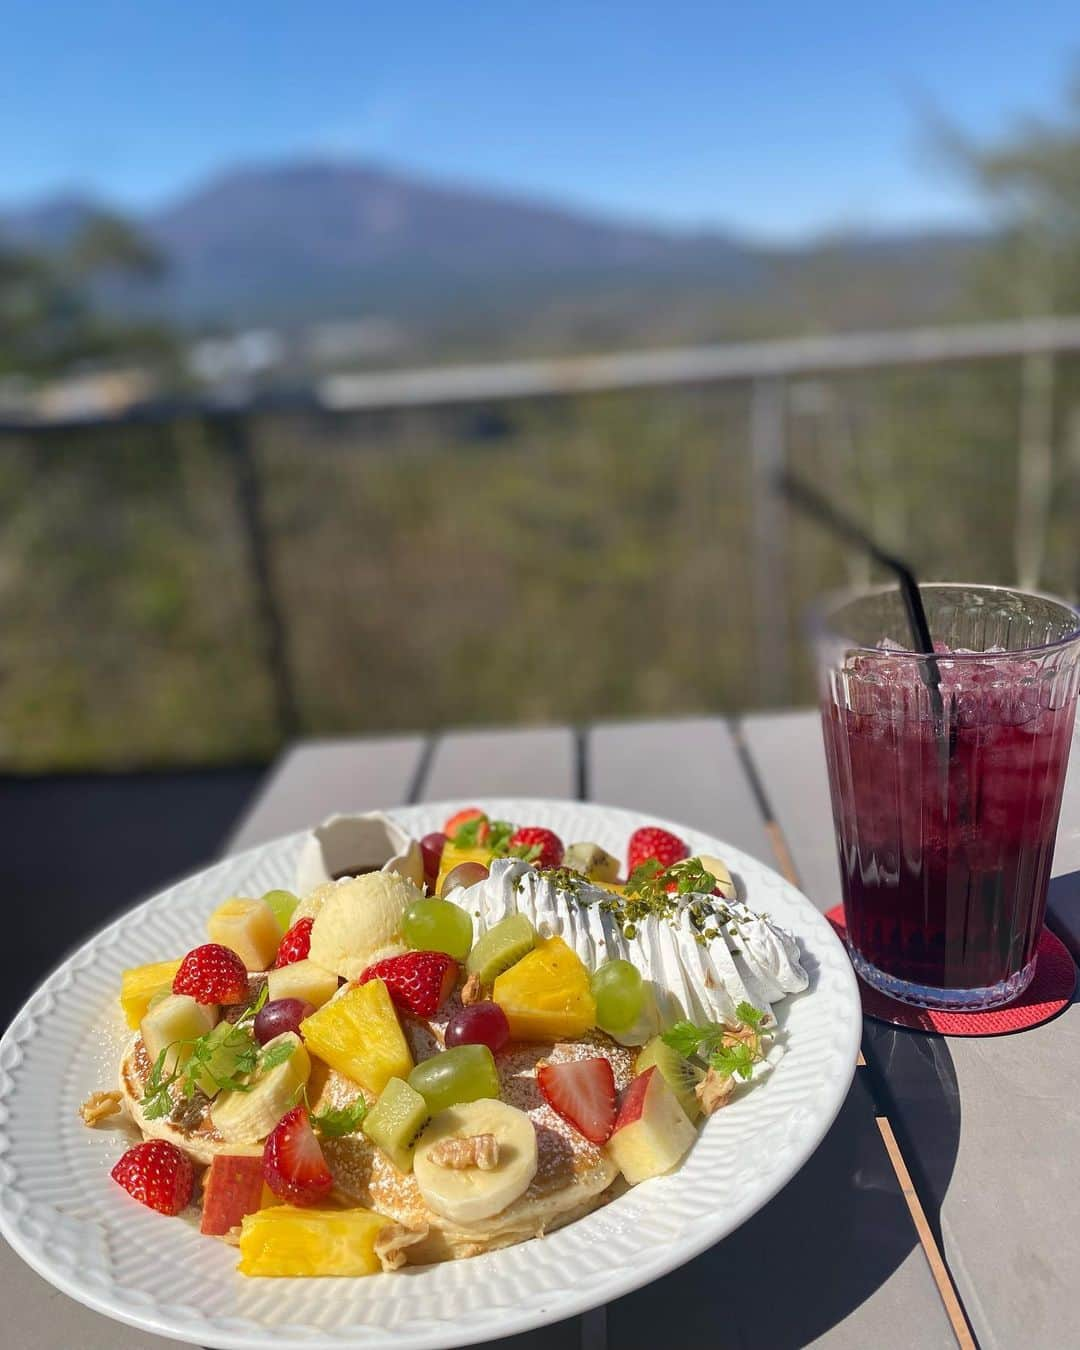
[118,989,636,1262]
[316,1027,634,1263]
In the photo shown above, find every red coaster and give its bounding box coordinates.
[825,905,1076,1035]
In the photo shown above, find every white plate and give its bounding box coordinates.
[0,799,861,1350]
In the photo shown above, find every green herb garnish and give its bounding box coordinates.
[451,815,490,848]
[311,1096,369,1137]
[258,1038,297,1073]
[661,1005,771,1084]
[138,985,270,1117]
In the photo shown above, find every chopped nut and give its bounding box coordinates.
[78,1090,123,1126]
[695,1068,735,1115]
[460,973,486,1006]
[219,1225,243,1248]
[428,1133,499,1170]
[374,1222,429,1272]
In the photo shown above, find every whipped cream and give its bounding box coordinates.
[452,858,808,1036]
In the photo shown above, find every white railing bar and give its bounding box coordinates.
[321,316,1080,412]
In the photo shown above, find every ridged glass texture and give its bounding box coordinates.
[817,584,1080,1010]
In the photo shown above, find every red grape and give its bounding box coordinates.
[445,1001,510,1053]
[420,832,447,889]
[439,861,489,896]
[254,997,314,1046]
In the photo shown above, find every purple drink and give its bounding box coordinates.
[816,585,1080,1010]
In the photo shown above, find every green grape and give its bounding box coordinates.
[408,1045,499,1114]
[263,889,299,933]
[591,959,644,1034]
[402,897,473,960]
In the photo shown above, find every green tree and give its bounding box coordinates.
[0,210,174,379]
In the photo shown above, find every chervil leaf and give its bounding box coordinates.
[312,1096,368,1137]
[662,1019,725,1060]
[508,842,543,863]
[259,1039,297,1073]
[711,1040,758,1081]
[735,1001,765,1030]
[140,1045,182,1118]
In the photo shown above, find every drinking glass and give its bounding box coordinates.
[815,583,1080,1010]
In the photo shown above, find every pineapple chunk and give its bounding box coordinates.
[435,843,494,895]
[267,959,339,1009]
[120,959,183,1028]
[237,1206,389,1277]
[140,994,219,1076]
[208,896,281,971]
[493,935,596,1041]
[300,980,412,1094]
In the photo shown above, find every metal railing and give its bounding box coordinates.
[5,314,1080,756]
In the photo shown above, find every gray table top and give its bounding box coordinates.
[15,712,1079,1348]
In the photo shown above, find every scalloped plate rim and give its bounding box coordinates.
[0,797,861,1350]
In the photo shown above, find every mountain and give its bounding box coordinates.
[0,159,982,348]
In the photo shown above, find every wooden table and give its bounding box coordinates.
[9,714,1080,1348]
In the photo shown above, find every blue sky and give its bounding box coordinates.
[3,2,1078,239]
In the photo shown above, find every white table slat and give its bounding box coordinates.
[227,734,428,851]
[420,726,577,801]
[590,718,955,1348]
[587,718,774,860]
[743,709,1080,1350]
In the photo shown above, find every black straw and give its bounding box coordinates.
[776,472,945,719]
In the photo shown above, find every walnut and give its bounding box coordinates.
[695,1068,735,1115]
[374,1222,429,1272]
[78,1090,123,1126]
[460,973,486,1006]
[428,1133,499,1170]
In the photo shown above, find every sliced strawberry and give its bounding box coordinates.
[172,943,249,1005]
[200,1153,265,1235]
[358,951,458,1017]
[274,916,314,968]
[262,1105,333,1206]
[626,826,688,877]
[508,826,564,870]
[111,1139,195,1216]
[444,807,491,846]
[537,1056,617,1144]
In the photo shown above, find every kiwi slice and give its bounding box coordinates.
[636,1035,704,1122]
[465,913,537,985]
[362,1077,431,1173]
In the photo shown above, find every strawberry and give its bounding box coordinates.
[444,807,491,846]
[172,943,249,1005]
[537,1057,617,1144]
[508,826,564,870]
[626,826,688,877]
[274,916,314,968]
[262,1105,333,1206]
[358,951,458,1017]
[111,1139,195,1216]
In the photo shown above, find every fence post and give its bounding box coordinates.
[219,412,301,741]
[750,376,789,704]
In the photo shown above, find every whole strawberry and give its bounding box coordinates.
[275,916,314,968]
[508,826,564,870]
[173,943,249,1005]
[111,1139,195,1216]
[626,826,688,877]
[263,1105,333,1206]
[358,951,458,1017]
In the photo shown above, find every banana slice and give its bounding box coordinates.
[413,1100,538,1225]
[211,1032,311,1143]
